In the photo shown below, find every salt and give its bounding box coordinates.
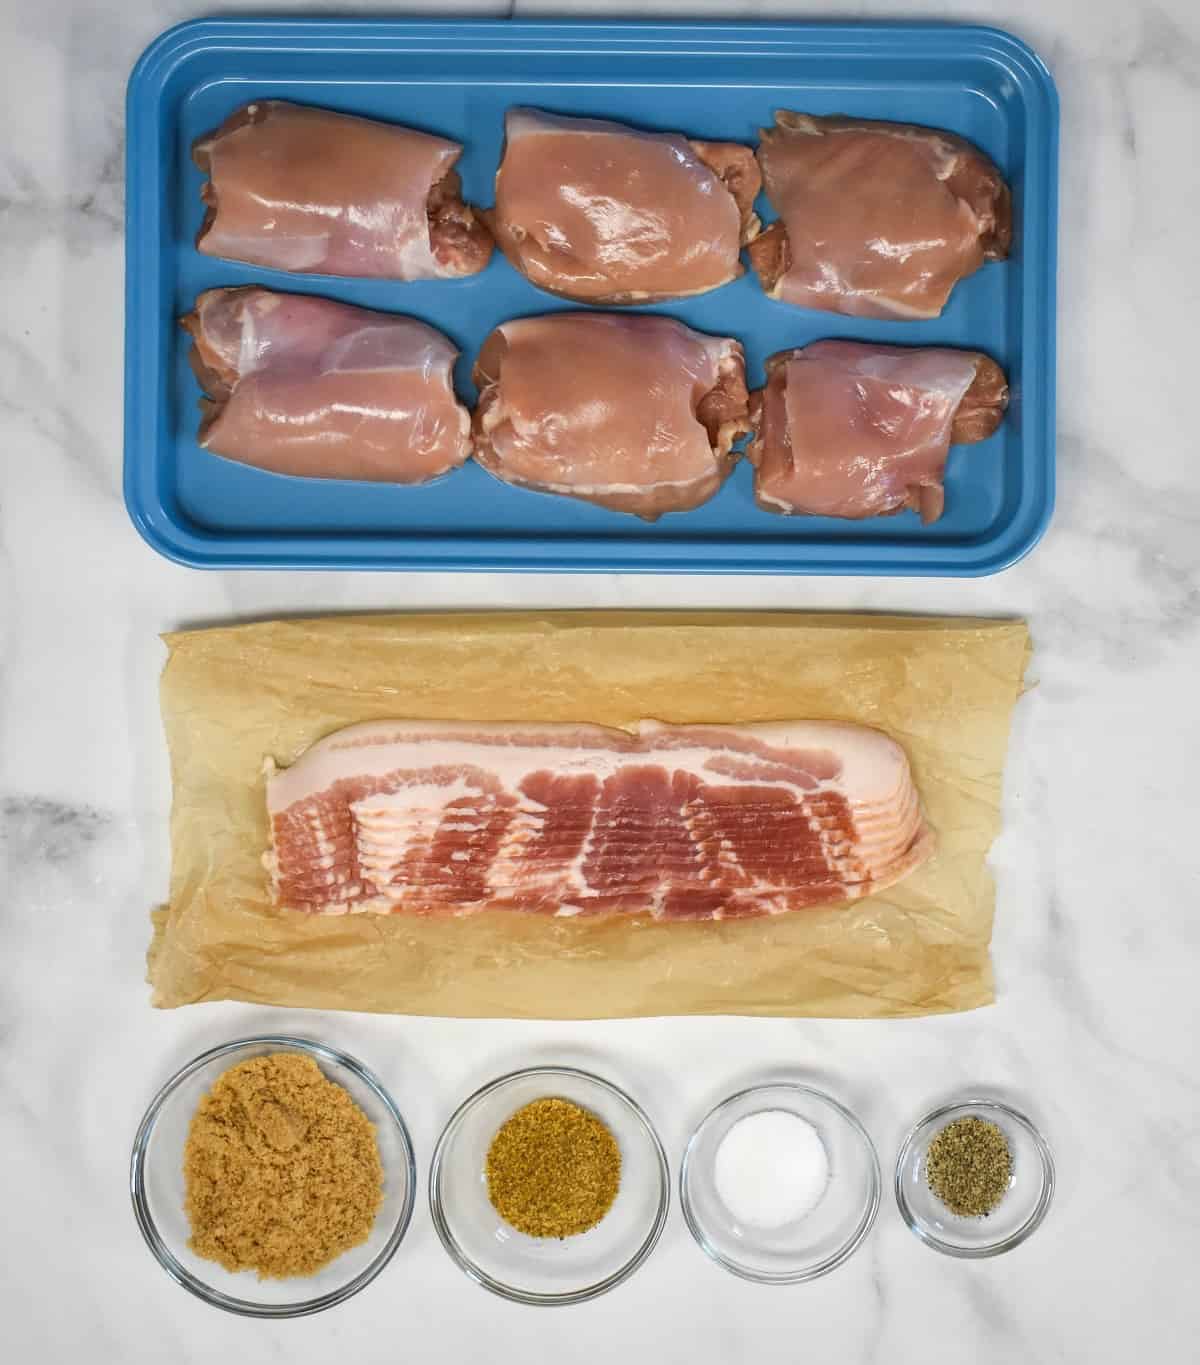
[713,1109,829,1229]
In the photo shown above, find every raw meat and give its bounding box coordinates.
[748,112,1011,320]
[472,313,750,520]
[485,108,761,303]
[182,287,472,482]
[193,101,492,279]
[747,341,1007,523]
[265,718,934,919]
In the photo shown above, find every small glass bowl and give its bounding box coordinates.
[681,1083,881,1284]
[429,1065,669,1305]
[894,1097,1055,1257]
[130,1036,416,1317]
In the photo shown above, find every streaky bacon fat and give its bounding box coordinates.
[265,719,934,919]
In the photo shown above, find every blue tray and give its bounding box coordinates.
[125,19,1058,575]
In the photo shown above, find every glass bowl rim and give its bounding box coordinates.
[129,1033,417,1318]
[893,1095,1056,1258]
[679,1080,882,1285]
[428,1063,670,1306]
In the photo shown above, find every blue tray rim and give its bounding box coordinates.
[124,17,1058,577]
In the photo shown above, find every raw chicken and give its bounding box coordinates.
[265,719,934,919]
[181,287,472,483]
[472,313,750,519]
[193,100,492,279]
[746,340,1008,523]
[748,112,1011,320]
[485,108,761,303]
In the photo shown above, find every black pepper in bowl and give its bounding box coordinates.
[925,1115,1012,1217]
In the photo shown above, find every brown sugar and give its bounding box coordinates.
[183,1052,383,1279]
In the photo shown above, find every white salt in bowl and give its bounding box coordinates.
[681,1082,881,1283]
[130,1036,416,1317]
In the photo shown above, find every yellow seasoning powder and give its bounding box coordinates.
[485,1097,621,1239]
[183,1052,383,1279]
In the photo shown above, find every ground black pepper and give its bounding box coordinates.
[485,1097,621,1238]
[925,1115,1012,1217]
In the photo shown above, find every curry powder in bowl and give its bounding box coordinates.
[485,1097,621,1239]
[430,1065,668,1305]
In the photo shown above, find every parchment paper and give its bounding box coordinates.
[148,612,1029,1018]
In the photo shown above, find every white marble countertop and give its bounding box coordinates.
[4,0,1199,1358]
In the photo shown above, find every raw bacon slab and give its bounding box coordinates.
[747,341,1008,523]
[265,719,934,919]
[472,313,750,520]
[182,287,472,483]
[485,108,761,304]
[748,112,1011,320]
[193,101,492,279]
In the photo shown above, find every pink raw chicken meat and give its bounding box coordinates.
[748,112,1011,320]
[472,313,751,520]
[485,108,761,303]
[265,719,934,920]
[193,100,492,279]
[747,340,1008,524]
[182,287,472,483]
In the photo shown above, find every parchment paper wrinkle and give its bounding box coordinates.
[147,612,1029,1018]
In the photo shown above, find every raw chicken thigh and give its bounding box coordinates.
[485,108,761,303]
[472,313,750,519]
[748,112,1011,320]
[182,287,472,483]
[746,340,1008,523]
[193,101,492,279]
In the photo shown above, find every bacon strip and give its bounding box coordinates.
[265,720,934,919]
